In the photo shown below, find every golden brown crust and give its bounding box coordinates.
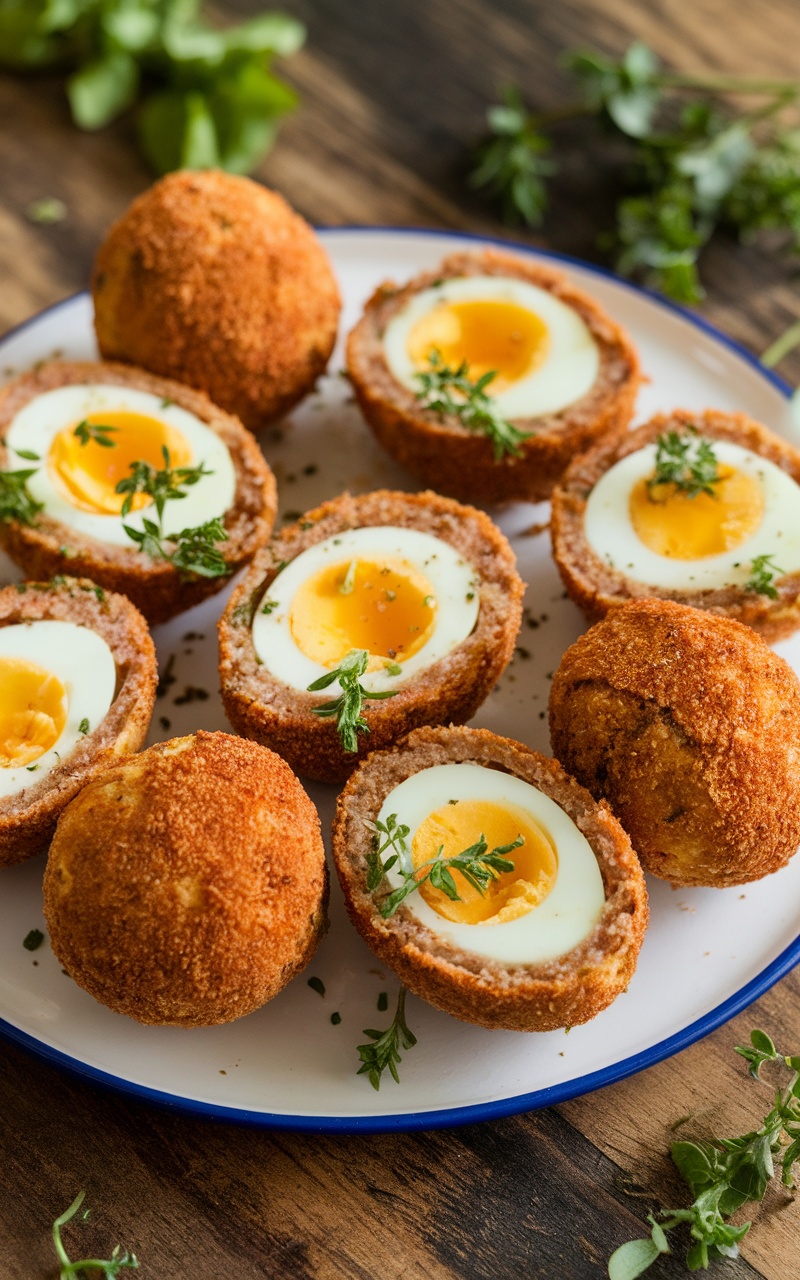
[92,170,341,430]
[218,489,524,783]
[0,359,277,624]
[551,408,800,640]
[332,725,648,1032]
[0,577,156,866]
[549,599,800,887]
[346,248,640,505]
[43,731,329,1027]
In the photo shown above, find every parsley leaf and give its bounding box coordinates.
[356,987,417,1090]
[414,348,530,461]
[307,649,398,753]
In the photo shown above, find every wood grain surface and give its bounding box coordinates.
[2,1,800,1277]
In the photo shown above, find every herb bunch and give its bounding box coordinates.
[414,349,530,460]
[356,987,417,1091]
[472,42,800,302]
[116,448,229,578]
[307,648,399,753]
[52,1190,138,1279]
[609,1029,800,1278]
[365,812,522,919]
[0,0,304,177]
[648,429,721,498]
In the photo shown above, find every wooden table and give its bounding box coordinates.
[1,2,799,1276]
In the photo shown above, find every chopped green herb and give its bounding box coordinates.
[0,467,44,526]
[308,649,398,753]
[466,591,475,601]
[26,197,68,225]
[423,595,435,607]
[414,349,530,461]
[744,553,784,599]
[13,448,40,461]
[356,987,417,1091]
[648,429,721,498]
[384,661,402,676]
[26,764,39,772]
[74,419,119,448]
[377,992,388,1013]
[330,1011,342,1026]
[23,928,44,951]
[52,1190,139,1279]
[260,599,279,615]
[78,718,90,735]
[116,447,212,522]
[307,976,325,997]
[14,583,27,593]
[160,398,174,410]
[339,560,357,595]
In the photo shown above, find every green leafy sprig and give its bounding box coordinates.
[0,466,44,526]
[116,448,228,578]
[471,42,800,301]
[648,429,721,498]
[414,349,530,461]
[0,0,304,177]
[116,446,212,521]
[356,987,417,1091]
[744,553,785,599]
[608,1029,800,1278]
[307,648,399,753]
[74,420,119,448]
[365,812,522,919]
[52,1190,139,1279]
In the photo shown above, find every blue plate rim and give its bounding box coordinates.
[0,226,796,1134]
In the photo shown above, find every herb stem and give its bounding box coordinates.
[761,320,800,368]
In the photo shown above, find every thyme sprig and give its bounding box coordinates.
[52,1190,139,1279]
[414,349,530,461]
[116,447,212,521]
[608,1029,800,1278]
[116,448,228,578]
[74,420,119,448]
[356,987,417,1091]
[365,812,522,919]
[648,429,721,498]
[744,553,784,599]
[471,42,800,302]
[307,648,398,753]
[0,466,44,526]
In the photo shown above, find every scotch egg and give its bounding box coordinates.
[0,577,156,866]
[333,725,648,1031]
[551,409,800,640]
[0,361,277,624]
[346,247,641,505]
[219,489,524,783]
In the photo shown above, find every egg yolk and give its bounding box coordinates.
[290,558,437,669]
[629,465,764,560]
[0,657,67,768]
[48,411,193,515]
[412,799,558,925]
[407,299,550,391]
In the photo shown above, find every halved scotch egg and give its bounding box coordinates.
[0,576,156,866]
[346,248,641,505]
[218,490,524,783]
[333,725,648,1031]
[0,361,277,623]
[551,409,800,640]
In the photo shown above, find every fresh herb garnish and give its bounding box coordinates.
[307,649,398,753]
[116,447,211,521]
[744,553,785,599]
[52,1190,139,1279]
[23,928,44,951]
[608,1029,800,1277]
[0,467,44,526]
[356,987,417,1091]
[384,660,403,676]
[74,420,119,448]
[26,197,68,225]
[78,718,90,735]
[0,2,304,179]
[365,813,522,919]
[471,43,800,302]
[307,976,325,998]
[116,450,228,579]
[260,599,278,615]
[339,560,357,595]
[414,349,530,461]
[648,430,721,498]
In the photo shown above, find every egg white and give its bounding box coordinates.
[375,763,606,965]
[382,275,600,419]
[251,526,480,694]
[0,620,116,799]
[584,439,800,592]
[5,385,237,548]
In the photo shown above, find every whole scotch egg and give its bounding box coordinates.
[346,248,641,505]
[551,408,800,640]
[218,490,524,783]
[0,361,277,624]
[0,577,156,866]
[333,725,648,1031]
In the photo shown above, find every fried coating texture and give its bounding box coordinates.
[43,731,328,1027]
[551,408,800,640]
[92,170,341,430]
[0,577,156,866]
[549,599,800,887]
[346,248,640,505]
[218,489,524,783]
[333,725,648,1032]
[0,360,276,624]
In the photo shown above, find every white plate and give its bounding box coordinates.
[1,228,798,1133]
